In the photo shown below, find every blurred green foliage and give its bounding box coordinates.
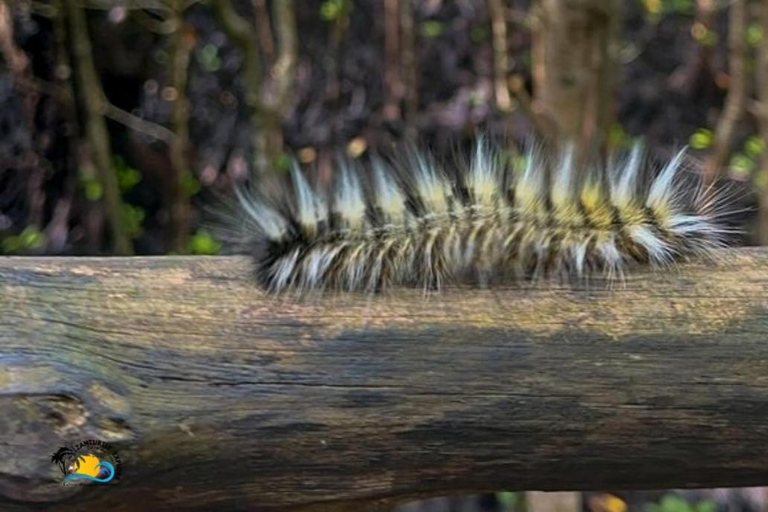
[121,203,146,239]
[496,491,519,512]
[320,0,352,22]
[115,156,142,193]
[470,25,490,44]
[747,24,764,48]
[641,0,695,24]
[731,134,768,189]
[189,229,221,255]
[745,135,766,157]
[689,128,713,150]
[729,134,766,182]
[609,123,634,149]
[79,170,104,202]
[420,20,444,38]
[692,26,717,47]
[646,495,716,512]
[1,226,46,254]
[273,152,292,172]
[197,43,222,72]
[181,170,201,196]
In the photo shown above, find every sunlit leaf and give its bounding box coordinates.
[689,128,713,149]
[729,153,754,178]
[121,203,146,239]
[181,171,201,196]
[189,230,221,255]
[420,20,444,38]
[84,181,104,201]
[745,135,766,157]
[747,24,764,47]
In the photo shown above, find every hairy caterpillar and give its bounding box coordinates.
[219,141,732,293]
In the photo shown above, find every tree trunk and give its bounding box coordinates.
[531,0,621,150]
[64,0,132,255]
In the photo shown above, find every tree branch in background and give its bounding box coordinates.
[0,0,45,228]
[261,0,297,170]
[252,0,275,64]
[212,0,261,109]
[508,74,558,140]
[703,0,747,185]
[167,0,194,253]
[755,0,768,244]
[39,0,87,253]
[103,102,177,144]
[131,6,177,34]
[500,3,560,141]
[213,0,296,175]
[64,0,133,255]
[269,0,298,113]
[488,0,512,112]
[400,0,418,141]
[383,0,402,121]
[323,0,351,103]
[591,0,620,154]
[4,73,178,145]
[0,1,30,76]
[530,0,621,155]
[669,0,716,94]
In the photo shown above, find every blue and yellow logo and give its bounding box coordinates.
[51,440,122,485]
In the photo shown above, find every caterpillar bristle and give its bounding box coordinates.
[226,141,734,293]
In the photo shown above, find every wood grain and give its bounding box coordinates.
[2,253,768,511]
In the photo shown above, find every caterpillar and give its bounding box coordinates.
[220,141,733,293]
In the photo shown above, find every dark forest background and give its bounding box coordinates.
[1,0,768,511]
[2,0,768,258]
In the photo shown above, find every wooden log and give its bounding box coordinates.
[2,253,768,512]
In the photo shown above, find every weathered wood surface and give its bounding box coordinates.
[2,253,768,511]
